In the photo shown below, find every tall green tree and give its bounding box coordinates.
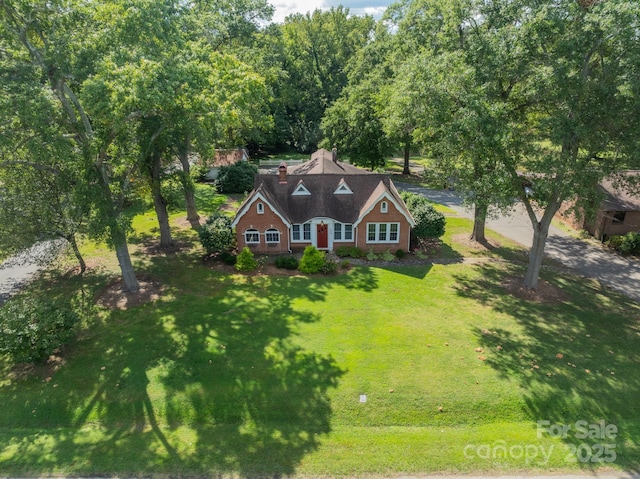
[276,7,375,151]
[0,0,141,291]
[493,0,640,288]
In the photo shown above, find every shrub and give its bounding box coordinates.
[220,251,237,265]
[401,191,445,239]
[335,245,364,258]
[607,232,640,255]
[395,249,406,259]
[366,249,378,261]
[320,258,338,275]
[299,246,326,273]
[0,297,79,363]
[214,161,258,194]
[199,213,235,255]
[381,249,395,261]
[275,255,299,270]
[341,260,351,269]
[235,246,257,272]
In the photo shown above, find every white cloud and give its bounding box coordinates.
[269,0,325,24]
[268,1,388,24]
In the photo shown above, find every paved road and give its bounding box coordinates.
[397,183,640,304]
[0,241,63,305]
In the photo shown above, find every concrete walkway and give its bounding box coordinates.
[397,182,640,304]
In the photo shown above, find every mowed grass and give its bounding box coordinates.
[1,206,640,475]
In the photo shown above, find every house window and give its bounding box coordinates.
[265,228,280,243]
[367,223,400,243]
[334,223,354,241]
[613,211,626,224]
[257,202,264,214]
[292,223,312,242]
[244,228,259,244]
[381,201,388,213]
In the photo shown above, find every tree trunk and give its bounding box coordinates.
[150,152,173,249]
[403,139,411,175]
[524,222,549,289]
[470,202,488,243]
[66,234,86,274]
[177,149,200,226]
[113,227,139,293]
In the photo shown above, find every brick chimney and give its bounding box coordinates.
[278,162,287,184]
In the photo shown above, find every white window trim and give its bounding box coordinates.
[265,228,280,244]
[333,222,354,242]
[245,228,260,244]
[366,222,400,244]
[291,223,312,242]
[257,202,264,214]
[381,201,388,213]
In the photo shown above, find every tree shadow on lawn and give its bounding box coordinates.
[0,267,345,475]
[454,262,640,471]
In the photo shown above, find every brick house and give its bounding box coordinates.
[557,171,640,240]
[231,149,415,254]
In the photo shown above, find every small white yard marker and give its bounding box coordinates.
[359,394,367,403]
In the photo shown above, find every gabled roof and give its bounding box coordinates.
[240,175,413,226]
[231,184,290,228]
[600,171,640,211]
[289,149,367,175]
[233,149,415,227]
[211,147,249,167]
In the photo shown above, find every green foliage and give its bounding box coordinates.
[366,249,378,261]
[298,246,325,274]
[381,249,395,261]
[275,255,299,270]
[395,249,406,259]
[214,162,258,194]
[0,297,79,363]
[220,251,237,265]
[319,258,338,275]
[606,232,640,255]
[401,191,446,239]
[334,246,364,258]
[235,246,257,272]
[198,214,235,255]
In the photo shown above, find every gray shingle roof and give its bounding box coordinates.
[251,154,412,224]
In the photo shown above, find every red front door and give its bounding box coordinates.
[316,223,328,249]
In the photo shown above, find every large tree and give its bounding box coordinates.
[0,0,141,291]
[494,0,640,288]
[382,0,640,289]
[275,7,375,152]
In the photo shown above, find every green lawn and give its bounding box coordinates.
[1,204,639,475]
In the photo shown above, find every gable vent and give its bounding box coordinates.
[292,181,311,196]
[334,178,353,195]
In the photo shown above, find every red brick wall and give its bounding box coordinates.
[235,203,290,254]
[357,199,412,253]
[597,211,640,240]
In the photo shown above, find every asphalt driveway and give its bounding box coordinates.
[397,182,640,304]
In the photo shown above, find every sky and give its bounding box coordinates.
[268,0,392,24]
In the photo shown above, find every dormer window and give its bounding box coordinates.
[381,201,388,213]
[292,181,311,196]
[257,202,264,214]
[334,178,353,195]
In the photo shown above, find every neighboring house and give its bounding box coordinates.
[204,147,250,180]
[231,148,416,254]
[557,171,640,241]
